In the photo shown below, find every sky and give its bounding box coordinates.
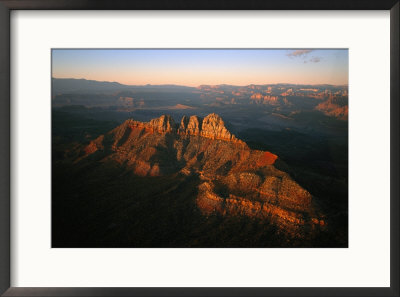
[52,49,348,86]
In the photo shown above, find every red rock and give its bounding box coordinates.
[256,151,278,166]
[81,113,325,235]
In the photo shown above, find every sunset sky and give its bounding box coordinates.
[52,49,348,86]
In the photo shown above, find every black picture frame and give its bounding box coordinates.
[0,1,399,296]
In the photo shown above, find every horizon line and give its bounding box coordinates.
[51,77,349,88]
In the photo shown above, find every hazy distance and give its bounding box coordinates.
[52,49,348,86]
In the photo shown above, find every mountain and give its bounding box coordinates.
[315,95,348,120]
[52,78,127,94]
[52,78,195,94]
[79,113,327,240]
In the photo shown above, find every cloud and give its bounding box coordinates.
[287,50,321,63]
[287,49,313,58]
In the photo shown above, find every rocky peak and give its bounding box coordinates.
[176,113,240,142]
[178,115,202,135]
[149,115,176,133]
[186,115,202,135]
[200,113,235,141]
[122,113,242,143]
[178,115,189,133]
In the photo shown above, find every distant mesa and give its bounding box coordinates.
[250,93,280,105]
[169,104,196,110]
[315,96,348,120]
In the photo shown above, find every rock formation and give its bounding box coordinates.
[81,113,327,239]
[316,96,348,120]
[179,115,202,135]
[200,113,237,141]
[149,114,176,133]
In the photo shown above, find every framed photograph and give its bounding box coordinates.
[0,1,398,296]
[51,47,349,250]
